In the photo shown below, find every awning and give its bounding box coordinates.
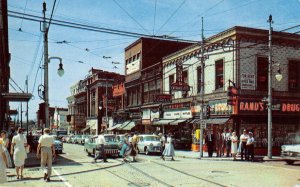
[169,119,187,125]
[117,121,136,130]
[81,126,90,132]
[206,118,229,124]
[107,123,123,131]
[152,119,176,125]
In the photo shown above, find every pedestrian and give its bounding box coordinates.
[246,132,255,161]
[215,129,223,157]
[130,132,138,162]
[221,128,227,157]
[231,131,238,160]
[162,133,175,161]
[120,133,130,162]
[239,129,249,161]
[94,134,107,163]
[10,127,27,180]
[36,128,56,182]
[1,131,12,168]
[0,141,8,184]
[205,129,214,157]
[27,132,34,152]
[225,129,232,157]
[158,133,165,158]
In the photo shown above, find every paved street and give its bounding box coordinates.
[3,143,300,187]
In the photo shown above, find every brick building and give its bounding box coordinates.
[161,26,300,154]
[124,37,194,133]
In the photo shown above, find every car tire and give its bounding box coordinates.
[93,149,95,156]
[286,160,295,165]
[145,147,150,155]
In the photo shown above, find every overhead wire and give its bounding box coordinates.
[47,0,57,32]
[155,0,187,35]
[112,0,151,35]
[153,0,157,36]
[19,0,28,30]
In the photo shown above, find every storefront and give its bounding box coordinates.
[86,118,98,135]
[236,98,300,155]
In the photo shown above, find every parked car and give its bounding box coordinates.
[52,136,63,154]
[84,134,119,157]
[81,135,90,145]
[73,135,84,144]
[116,134,126,150]
[137,135,161,155]
[281,133,300,165]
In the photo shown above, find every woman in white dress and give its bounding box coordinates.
[162,133,175,161]
[1,131,12,167]
[231,132,238,161]
[0,141,8,184]
[10,127,27,180]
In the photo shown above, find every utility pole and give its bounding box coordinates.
[199,17,205,159]
[20,102,22,128]
[26,75,29,136]
[105,80,108,133]
[267,15,273,159]
[43,2,50,129]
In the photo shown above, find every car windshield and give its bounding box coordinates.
[143,136,159,141]
[284,133,300,144]
[105,136,116,142]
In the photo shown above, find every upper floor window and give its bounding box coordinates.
[183,70,188,83]
[197,66,202,93]
[169,74,175,94]
[289,60,300,91]
[136,53,140,60]
[215,59,224,90]
[257,57,268,91]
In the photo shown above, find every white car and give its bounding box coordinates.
[281,133,300,165]
[137,135,161,155]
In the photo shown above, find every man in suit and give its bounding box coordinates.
[205,129,214,157]
[215,129,223,157]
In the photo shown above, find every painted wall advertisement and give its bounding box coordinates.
[163,110,192,119]
[241,73,255,90]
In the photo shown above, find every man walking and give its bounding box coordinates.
[131,132,139,162]
[36,128,55,182]
[94,134,107,163]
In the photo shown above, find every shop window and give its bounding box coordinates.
[183,70,188,83]
[257,57,268,91]
[197,66,202,93]
[215,59,224,90]
[288,60,300,91]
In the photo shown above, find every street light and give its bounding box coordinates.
[267,15,282,159]
[57,62,64,77]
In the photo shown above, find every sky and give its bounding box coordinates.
[7,0,300,120]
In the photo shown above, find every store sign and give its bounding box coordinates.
[126,59,140,75]
[238,100,300,114]
[142,109,150,120]
[130,112,141,119]
[209,100,232,115]
[153,94,172,103]
[86,119,98,130]
[151,110,160,121]
[75,114,86,127]
[163,110,192,119]
[241,73,255,90]
[170,82,190,91]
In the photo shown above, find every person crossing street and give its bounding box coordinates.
[36,128,56,182]
[94,134,107,163]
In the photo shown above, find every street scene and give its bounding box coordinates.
[4,143,300,187]
[1,0,300,187]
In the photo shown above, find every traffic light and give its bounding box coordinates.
[205,105,210,119]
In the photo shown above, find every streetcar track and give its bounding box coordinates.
[150,160,227,187]
[104,159,174,187]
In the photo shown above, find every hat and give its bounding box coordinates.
[243,129,247,132]
[158,133,162,136]
[249,132,253,135]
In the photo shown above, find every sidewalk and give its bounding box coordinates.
[25,152,40,167]
[174,150,282,162]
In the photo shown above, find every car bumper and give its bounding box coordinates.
[148,146,161,153]
[281,152,300,160]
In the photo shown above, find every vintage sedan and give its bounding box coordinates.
[137,135,161,155]
[84,134,119,157]
[281,133,300,165]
